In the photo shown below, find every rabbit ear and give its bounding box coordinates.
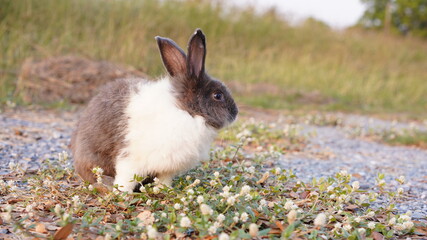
[156,36,187,77]
[187,29,206,79]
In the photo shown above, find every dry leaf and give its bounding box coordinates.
[275,221,284,231]
[53,223,74,240]
[269,228,282,235]
[299,191,310,199]
[45,223,60,231]
[7,198,24,204]
[289,191,299,199]
[93,183,110,195]
[257,172,269,184]
[371,231,384,240]
[344,204,359,212]
[35,223,48,234]
[136,210,154,227]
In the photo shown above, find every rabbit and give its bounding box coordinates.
[71,29,238,192]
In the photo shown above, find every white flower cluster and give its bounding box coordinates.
[92,167,104,183]
[284,200,298,210]
[389,214,414,231]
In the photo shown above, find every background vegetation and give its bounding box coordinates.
[1,0,426,116]
[360,0,427,38]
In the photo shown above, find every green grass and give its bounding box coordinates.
[1,0,427,116]
[381,129,427,148]
[1,120,419,239]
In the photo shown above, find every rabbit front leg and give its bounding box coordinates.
[157,173,174,187]
[114,160,139,192]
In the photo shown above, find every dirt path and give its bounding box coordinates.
[1,107,426,221]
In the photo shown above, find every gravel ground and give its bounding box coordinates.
[1,108,426,221]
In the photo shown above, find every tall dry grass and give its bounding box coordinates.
[1,0,426,115]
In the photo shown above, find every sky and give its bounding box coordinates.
[230,0,366,29]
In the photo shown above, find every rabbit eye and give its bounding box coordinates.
[212,92,224,101]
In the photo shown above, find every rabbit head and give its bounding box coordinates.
[156,29,238,129]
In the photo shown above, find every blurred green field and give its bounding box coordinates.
[1,0,426,116]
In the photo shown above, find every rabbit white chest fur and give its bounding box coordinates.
[114,77,217,191]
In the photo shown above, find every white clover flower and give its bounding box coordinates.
[214,172,220,178]
[334,222,341,229]
[259,199,267,207]
[397,176,406,184]
[96,176,103,184]
[284,200,294,210]
[209,180,216,186]
[247,166,255,174]
[218,233,229,240]
[54,204,61,215]
[88,185,94,191]
[287,210,297,224]
[222,186,231,192]
[245,194,253,201]
[208,225,217,234]
[153,186,160,194]
[240,185,251,195]
[197,196,204,204]
[180,216,191,228]
[367,222,376,229]
[174,203,181,210]
[394,223,405,231]
[5,204,12,212]
[400,215,411,222]
[72,195,80,203]
[249,223,259,237]
[343,224,352,231]
[147,225,158,239]
[2,211,11,222]
[274,167,281,174]
[358,228,366,235]
[226,196,236,206]
[146,199,152,206]
[186,175,191,181]
[217,214,225,222]
[240,212,249,222]
[397,187,404,195]
[161,212,167,218]
[378,179,386,186]
[314,213,327,227]
[193,179,201,185]
[233,216,239,223]
[25,203,35,212]
[115,224,122,231]
[8,162,16,170]
[359,194,368,202]
[352,181,360,191]
[403,221,414,230]
[92,167,104,176]
[200,204,213,216]
[105,233,112,240]
[389,217,396,225]
[366,211,375,217]
[187,189,195,195]
[62,212,71,222]
[354,217,362,223]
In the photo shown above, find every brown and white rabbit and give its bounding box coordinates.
[71,29,238,192]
